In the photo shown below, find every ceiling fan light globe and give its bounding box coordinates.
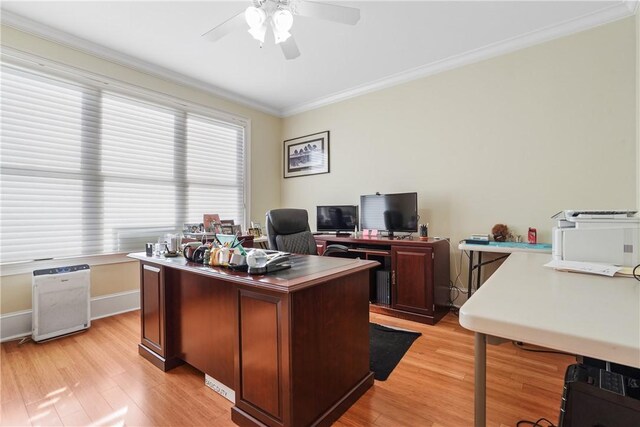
[273,29,291,44]
[273,9,293,32]
[245,6,266,29]
[248,25,267,43]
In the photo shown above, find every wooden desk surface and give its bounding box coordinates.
[128,252,378,293]
[314,234,444,246]
[460,252,640,368]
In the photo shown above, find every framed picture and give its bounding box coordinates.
[221,225,234,235]
[284,131,330,178]
[231,225,242,236]
[203,214,220,232]
[184,223,204,233]
[251,221,262,235]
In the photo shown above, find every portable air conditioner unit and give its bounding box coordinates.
[32,264,91,342]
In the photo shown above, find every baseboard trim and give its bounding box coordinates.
[0,289,140,342]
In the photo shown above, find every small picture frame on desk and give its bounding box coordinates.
[184,223,204,233]
[221,225,234,235]
[203,214,221,232]
[251,221,262,234]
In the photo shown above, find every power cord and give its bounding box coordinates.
[516,417,556,427]
[437,238,467,314]
[633,264,640,281]
[512,341,575,357]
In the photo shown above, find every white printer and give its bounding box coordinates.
[552,210,639,267]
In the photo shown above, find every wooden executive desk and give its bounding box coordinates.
[128,252,378,427]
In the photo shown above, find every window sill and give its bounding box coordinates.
[0,253,136,277]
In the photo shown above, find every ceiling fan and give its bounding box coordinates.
[201,0,361,60]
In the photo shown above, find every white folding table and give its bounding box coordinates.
[458,241,552,299]
[459,252,640,427]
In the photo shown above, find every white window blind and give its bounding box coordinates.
[1,63,246,264]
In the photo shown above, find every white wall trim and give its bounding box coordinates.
[0,10,281,117]
[623,1,639,14]
[281,1,637,116]
[0,290,140,342]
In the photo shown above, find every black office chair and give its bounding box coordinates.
[265,208,348,256]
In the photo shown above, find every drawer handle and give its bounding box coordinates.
[143,265,160,273]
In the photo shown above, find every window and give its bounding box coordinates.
[1,63,247,264]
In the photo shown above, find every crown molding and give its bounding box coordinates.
[0,10,282,117]
[623,1,639,13]
[281,1,637,117]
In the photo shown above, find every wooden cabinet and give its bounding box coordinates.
[392,246,434,315]
[314,235,450,325]
[141,263,165,356]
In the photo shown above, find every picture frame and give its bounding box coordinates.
[231,225,242,236]
[284,131,330,178]
[251,221,262,235]
[203,214,221,232]
[221,225,234,235]
[184,223,205,233]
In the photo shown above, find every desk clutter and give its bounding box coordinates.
[465,223,541,246]
[143,213,285,274]
[184,213,259,237]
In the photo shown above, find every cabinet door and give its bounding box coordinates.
[392,247,434,315]
[141,263,165,356]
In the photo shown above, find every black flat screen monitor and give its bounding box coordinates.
[316,205,359,232]
[360,192,418,235]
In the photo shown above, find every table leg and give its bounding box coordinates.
[477,252,483,291]
[467,250,474,300]
[475,332,487,427]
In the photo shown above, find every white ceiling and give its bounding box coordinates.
[1,1,637,116]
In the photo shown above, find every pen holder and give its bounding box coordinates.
[419,223,429,241]
[217,247,231,265]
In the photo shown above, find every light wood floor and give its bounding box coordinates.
[1,310,574,427]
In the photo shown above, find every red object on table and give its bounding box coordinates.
[528,227,537,244]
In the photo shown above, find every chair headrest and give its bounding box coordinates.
[267,209,310,235]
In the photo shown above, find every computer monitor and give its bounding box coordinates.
[316,205,359,232]
[360,192,418,236]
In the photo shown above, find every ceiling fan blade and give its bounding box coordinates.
[201,12,246,42]
[280,36,301,60]
[295,1,360,25]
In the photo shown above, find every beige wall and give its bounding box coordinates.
[282,18,637,294]
[1,17,637,314]
[0,26,282,314]
[637,9,640,211]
